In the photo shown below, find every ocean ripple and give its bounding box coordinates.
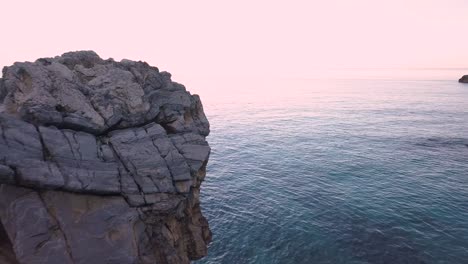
[196,79,468,264]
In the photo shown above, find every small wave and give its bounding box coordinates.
[415,137,468,149]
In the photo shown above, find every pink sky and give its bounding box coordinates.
[1,0,467,82]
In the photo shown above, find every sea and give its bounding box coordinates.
[191,69,468,264]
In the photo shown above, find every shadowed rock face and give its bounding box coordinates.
[459,75,468,83]
[0,51,211,264]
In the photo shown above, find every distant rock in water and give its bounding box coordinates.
[0,51,212,263]
[459,75,468,83]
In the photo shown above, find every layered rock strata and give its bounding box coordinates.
[0,51,211,264]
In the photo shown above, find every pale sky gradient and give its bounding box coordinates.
[1,0,467,81]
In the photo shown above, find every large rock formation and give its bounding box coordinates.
[459,75,468,83]
[0,51,211,264]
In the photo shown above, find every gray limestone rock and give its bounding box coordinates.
[0,51,212,264]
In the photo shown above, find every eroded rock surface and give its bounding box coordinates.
[0,51,211,264]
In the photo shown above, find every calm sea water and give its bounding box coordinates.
[194,71,468,264]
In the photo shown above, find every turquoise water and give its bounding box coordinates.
[195,76,468,264]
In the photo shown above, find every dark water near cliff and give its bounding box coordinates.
[194,72,468,264]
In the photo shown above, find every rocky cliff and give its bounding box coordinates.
[0,51,211,264]
[459,75,468,83]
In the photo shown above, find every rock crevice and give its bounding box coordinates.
[0,51,212,264]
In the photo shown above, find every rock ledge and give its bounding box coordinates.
[0,51,211,264]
